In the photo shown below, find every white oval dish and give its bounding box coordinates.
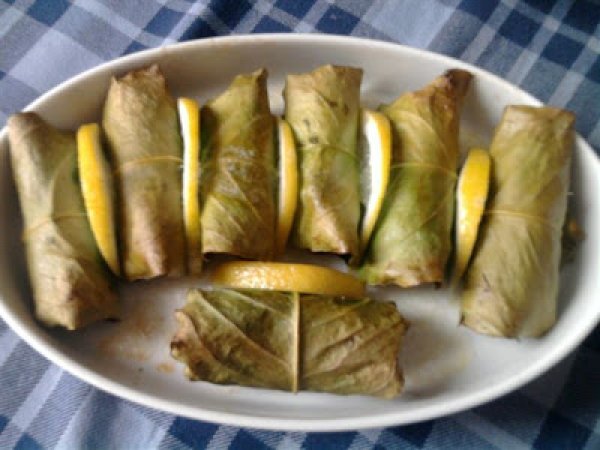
[0,35,598,431]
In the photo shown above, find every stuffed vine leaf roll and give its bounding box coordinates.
[171,288,406,398]
[300,293,406,398]
[284,65,362,260]
[461,106,575,338]
[200,69,276,260]
[103,65,187,280]
[359,70,472,287]
[8,113,118,329]
[172,289,298,391]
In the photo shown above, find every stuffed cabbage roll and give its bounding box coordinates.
[461,106,575,338]
[171,288,406,398]
[103,65,187,280]
[359,70,472,287]
[8,113,118,329]
[200,69,276,260]
[284,65,362,259]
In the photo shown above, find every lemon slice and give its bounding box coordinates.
[359,109,391,251]
[77,123,119,275]
[178,97,203,274]
[276,118,298,254]
[454,148,491,281]
[212,261,365,298]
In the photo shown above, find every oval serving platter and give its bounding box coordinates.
[0,34,598,431]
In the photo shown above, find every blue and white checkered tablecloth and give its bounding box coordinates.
[1,0,599,448]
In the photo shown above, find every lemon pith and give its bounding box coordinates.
[178,97,203,274]
[212,261,365,298]
[276,118,298,255]
[359,109,391,251]
[77,123,120,275]
[454,148,491,280]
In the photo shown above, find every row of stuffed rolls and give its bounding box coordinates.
[8,63,574,339]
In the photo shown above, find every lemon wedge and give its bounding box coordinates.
[77,123,120,275]
[359,109,391,251]
[212,261,365,298]
[178,97,203,274]
[276,118,298,255]
[454,148,491,281]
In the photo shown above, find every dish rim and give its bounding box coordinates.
[0,33,598,431]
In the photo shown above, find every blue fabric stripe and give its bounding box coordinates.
[316,5,359,34]
[14,433,43,450]
[180,16,217,40]
[275,0,313,18]
[302,431,357,449]
[498,9,540,47]
[80,394,122,448]
[144,6,184,37]
[0,342,50,418]
[542,33,584,68]
[128,402,176,428]
[422,418,495,448]
[587,57,600,84]
[474,391,547,442]
[566,78,600,137]
[208,0,251,29]
[521,0,553,14]
[253,16,291,33]
[477,37,526,78]
[533,411,592,450]
[55,4,131,59]
[168,417,219,448]
[0,414,8,435]
[230,429,271,450]
[521,59,567,102]
[428,8,487,57]
[0,13,48,72]
[123,40,147,55]
[563,0,600,34]
[27,0,69,26]
[23,374,91,449]
[584,324,600,352]
[549,348,600,428]
[457,0,497,22]
[389,420,435,447]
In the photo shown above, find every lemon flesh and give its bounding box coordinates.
[359,109,391,252]
[276,118,298,255]
[77,123,120,275]
[212,261,365,298]
[178,97,203,274]
[454,148,491,280]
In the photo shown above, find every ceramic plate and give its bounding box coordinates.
[0,35,598,431]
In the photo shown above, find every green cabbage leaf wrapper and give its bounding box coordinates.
[284,65,362,260]
[8,112,118,329]
[103,65,188,280]
[200,69,276,260]
[359,70,472,287]
[171,288,407,398]
[461,105,575,338]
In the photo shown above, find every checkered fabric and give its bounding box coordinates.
[0,0,599,448]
